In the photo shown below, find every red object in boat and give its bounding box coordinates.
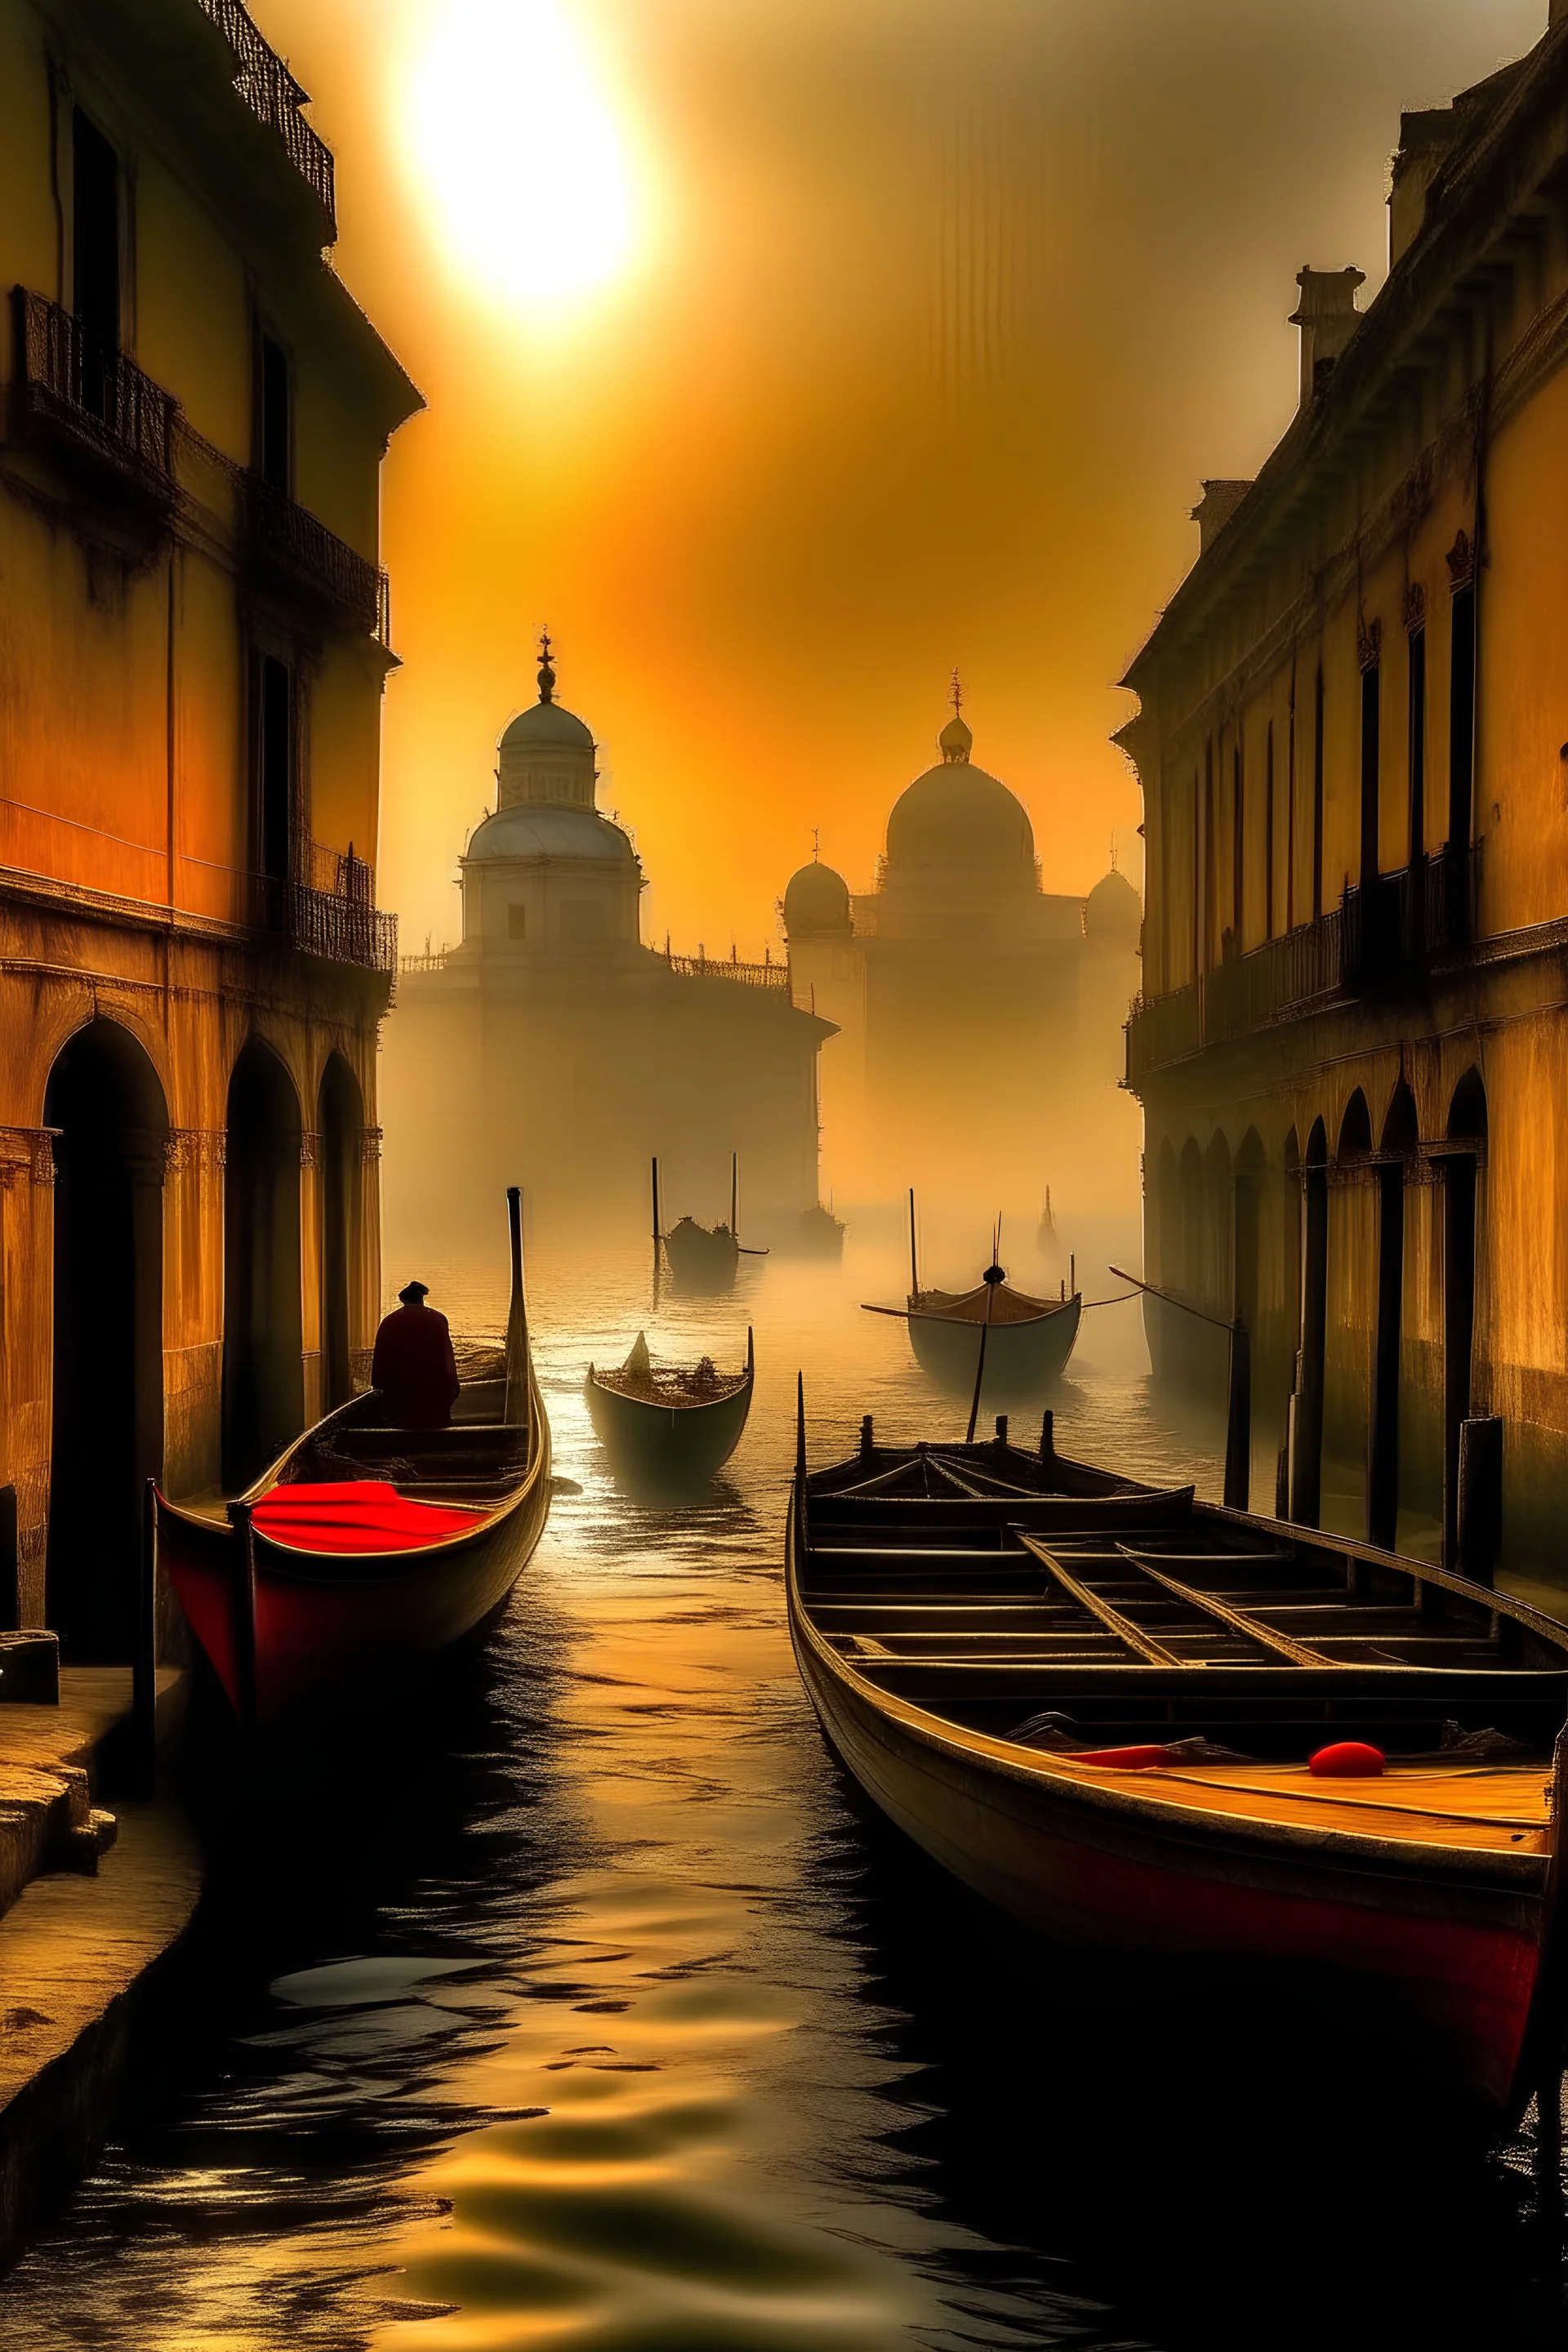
[1310,1742,1387,1778]
[1072,1745,1174,1771]
[251,1481,485,1552]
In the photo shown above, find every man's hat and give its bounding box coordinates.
[399,1280,430,1305]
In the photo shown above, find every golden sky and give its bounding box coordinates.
[259,0,1539,957]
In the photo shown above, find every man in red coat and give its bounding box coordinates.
[371,1281,461,1429]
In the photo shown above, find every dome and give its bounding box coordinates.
[783,860,851,936]
[500,698,595,755]
[885,764,1035,874]
[465,804,635,865]
[1085,866,1142,942]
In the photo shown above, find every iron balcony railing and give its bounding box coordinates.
[194,0,336,234]
[239,472,391,646]
[12,288,177,496]
[1125,841,1485,1082]
[248,846,396,976]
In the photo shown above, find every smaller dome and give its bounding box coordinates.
[500,699,595,754]
[1085,867,1142,941]
[466,805,635,864]
[938,712,973,764]
[784,860,851,936]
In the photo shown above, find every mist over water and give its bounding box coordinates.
[0,1233,1555,2350]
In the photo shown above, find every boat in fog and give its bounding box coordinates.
[863,1196,1080,1396]
[656,1152,765,1294]
[786,1406,1568,2118]
[154,1190,551,1725]
[586,1329,754,1486]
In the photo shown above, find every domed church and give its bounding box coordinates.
[385,640,837,1242]
[782,687,1142,1205]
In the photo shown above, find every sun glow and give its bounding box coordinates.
[408,0,642,305]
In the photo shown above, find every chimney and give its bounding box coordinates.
[1290,267,1366,406]
[1388,109,1459,265]
[1190,479,1254,553]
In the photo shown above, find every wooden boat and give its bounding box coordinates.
[656,1152,766,1294]
[154,1189,551,1725]
[585,1329,754,1486]
[782,1204,846,1261]
[786,1407,1568,2117]
[864,1198,1080,1399]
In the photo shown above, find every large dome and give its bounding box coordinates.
[886,764,1036,874]
[783,860,851,936]
[465,805,635,864]
[500,698,595,754]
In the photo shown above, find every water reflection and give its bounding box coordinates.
[0,1235,1560,2349]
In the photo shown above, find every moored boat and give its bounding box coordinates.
[656,1152,765,1294]
[155,1189,551,1724]
[586,1329,754,1486]
[864,1197,1080,1399]
[786,1406,1568,2117]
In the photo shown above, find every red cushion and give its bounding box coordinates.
[1308,1740,1386,1778]
[1071,1744,1176,1771]
[251,1481,486,1553]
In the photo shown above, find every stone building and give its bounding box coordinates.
[782,693,1141,1210]
[0,0,417,1652]
[384,648,835,1245]
[1122,10,1568,1575]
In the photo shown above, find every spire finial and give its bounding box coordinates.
[537,628,556,705]
[1110,831,1118,874]
[811,826,821,862]
[950,666,963,718]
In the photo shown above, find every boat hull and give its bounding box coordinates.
[907,1297,1080,1397]
[788,1548,1545,2111]
[585,1368,752,1486]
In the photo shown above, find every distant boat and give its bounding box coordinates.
[783,1203,846,1260]
[586,1328,754,1486]
[654,1153,766,1294]
[863,1193,1080,1398]
[154,1188,550,1725]
[1037,1183,1064,1266]
[787,1405,1568,2119]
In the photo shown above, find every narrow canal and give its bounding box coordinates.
[0,1233,1560,2350]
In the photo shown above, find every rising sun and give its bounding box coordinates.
[408,0,641,305]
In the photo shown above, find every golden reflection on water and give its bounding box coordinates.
[4,1231,1552,2350]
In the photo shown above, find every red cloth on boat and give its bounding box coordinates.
[371,1303,460,1429]
[252,1481,485,1552]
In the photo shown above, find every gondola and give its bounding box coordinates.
[655,1153,766,1294]
[154,1188,551,1725]
[585,1329,754,1486]
[863,1196,1080,1398]
[786,1404,1568,2118]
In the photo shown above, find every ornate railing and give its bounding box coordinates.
[662,947,791,991]
[399,951,449,974]
[240,472,390,645]
[247,845,395,975]
[12,288,177,493]
[194,0,336,233]
[1341,843,1480,991]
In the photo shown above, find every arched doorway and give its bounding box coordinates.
[318,1053,364,1410]
[223,1040,304,1489]
[1370,1081,1418,1548]
[1290,1116,1330,1526]
[45,1021,168,1659]
[1442,1067,1487,1569]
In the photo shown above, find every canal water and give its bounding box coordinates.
[0,1230,1562,2350]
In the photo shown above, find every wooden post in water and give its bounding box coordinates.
[859,1414,875,1458]
[1224,1318,1251,1512]
[795,1372,807,1483]
[133,1477,158,1793]
[995,1414,1009,1448]
[650,1158,662,1305]
[1039,1409,1054,1462]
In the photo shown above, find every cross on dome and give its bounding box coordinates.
[537,628,557,705]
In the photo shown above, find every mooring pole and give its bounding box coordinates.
[1224,1318,1252,1512]
[134,1478,158,1794]
[908,1187,920,1303]
[795,1371,807,1484]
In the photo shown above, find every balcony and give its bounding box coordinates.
[661,946,791,991]
[195,0,336,236]
[11,289,177,528]
[1125,842,1485,1084]
[248,846,396,978]
[239,473,390,646]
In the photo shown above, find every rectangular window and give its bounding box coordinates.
[1201,742,1215,973]
[72,109,119,425]
[1312,666,1325,920]
[257,332,292,492]
[1408,627,1426,866]
[1286,672,1297,930]
[1360,661,1380,888]
[507,902,528,939]
[255,653,295,899]
[1264,720,1275,941]
[1232,741,1244,945]
[1449,584,1476,853]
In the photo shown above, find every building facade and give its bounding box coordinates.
[385,649,836,1247]
[1123,11,1568,1577]
[0,0,417,1653]
[783,697,1141,1213]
